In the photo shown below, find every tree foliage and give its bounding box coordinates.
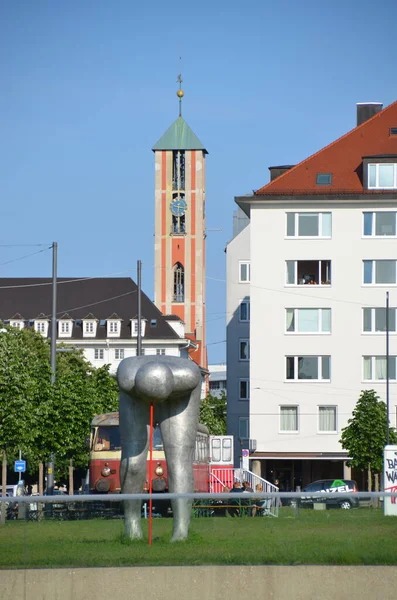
[0,326,118,478]
[340,389,397,489]
[199,393,227,435]
[0,326,52,461]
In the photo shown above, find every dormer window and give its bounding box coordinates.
[130,319,146,337]
[107,320,121,338]
[82,314,98,338]
[10,320,24,330]
[35,321,47,335]
[58,315,73,338]
[368,163,397,189]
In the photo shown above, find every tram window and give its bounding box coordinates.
[222,438,232,463]
[153,426,163,450]
[94,427,121,451]
[211,438,221,462]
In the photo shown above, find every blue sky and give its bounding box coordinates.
[1,0,396,363]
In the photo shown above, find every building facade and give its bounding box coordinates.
[208,363,227,398]
[152,82,208,371]
[0,277,192,374]
[230,101,397,489]
[226,208,251,465]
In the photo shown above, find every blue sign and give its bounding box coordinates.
[14,460,26,473]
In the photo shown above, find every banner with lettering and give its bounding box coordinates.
[384,445,397,516]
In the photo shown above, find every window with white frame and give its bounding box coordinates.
[239,300,250,322]
[363,260,397,285]
[368,163,397,189]
[363,356,397,381]
[239,261,251,283]
[35,321,46,333]
[286,212,332,237]
[85,322,94,334]
[286,308,331,333]
[60,322,70,334]
[239,339,250,361]
[286,356,330,381]
[209,380,226,391]
[131,320,146,337]
[109,321,119,334]
[238,417,249,439]
[363,212,397,237]
[114,349,124,360]
[10,320,23,330]
[156,349,166,355]
[239,379,249,400]
[94,349,104,360]
[318,406,337,432]
[363,307,397,332]
[286,260,331,285]
[280,406,298,432]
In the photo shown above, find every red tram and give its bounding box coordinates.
[89,412,234,494]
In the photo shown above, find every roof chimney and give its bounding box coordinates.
[356,102,383,126]
[268,165,295,181]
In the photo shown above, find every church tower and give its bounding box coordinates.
[152,77,207,371]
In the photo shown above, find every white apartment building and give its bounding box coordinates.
[0,277,193,374]
[230,101,397,489]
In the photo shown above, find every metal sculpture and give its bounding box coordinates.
[117,355,201,542]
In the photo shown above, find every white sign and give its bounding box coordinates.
[241,450,249,471]
[384,445,397,516]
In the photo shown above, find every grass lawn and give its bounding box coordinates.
[1,508,396,568]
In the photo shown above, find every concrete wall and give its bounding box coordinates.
[1,566,396,600]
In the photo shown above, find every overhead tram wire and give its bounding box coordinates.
[0,267,135,290]
[206,275,385,309]
[12,289,138,322]
[0,244,50,247]
[0,246,52,267]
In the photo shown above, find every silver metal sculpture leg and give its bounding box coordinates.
[158,387,200,542]
[119,390,149,540]
[117,356,202,542]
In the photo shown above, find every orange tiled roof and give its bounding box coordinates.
[255,100,397,196]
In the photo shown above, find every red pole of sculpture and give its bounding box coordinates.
[148,402,154,546]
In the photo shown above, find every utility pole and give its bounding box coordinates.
[47,241,58,495]
[386,291,390,445]
[137,260,142,356]
[50,242,58,384]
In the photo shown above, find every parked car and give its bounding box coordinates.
[298,479,359,510]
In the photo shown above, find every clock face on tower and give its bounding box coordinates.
[170,197,187,216]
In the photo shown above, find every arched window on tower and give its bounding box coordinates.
[173,263,185,303]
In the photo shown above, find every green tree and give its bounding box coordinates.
[340,389,397,491]
[199,393,227,435]
[0,326,118,481]
[33,348,118,479]
[0,325,52,463]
